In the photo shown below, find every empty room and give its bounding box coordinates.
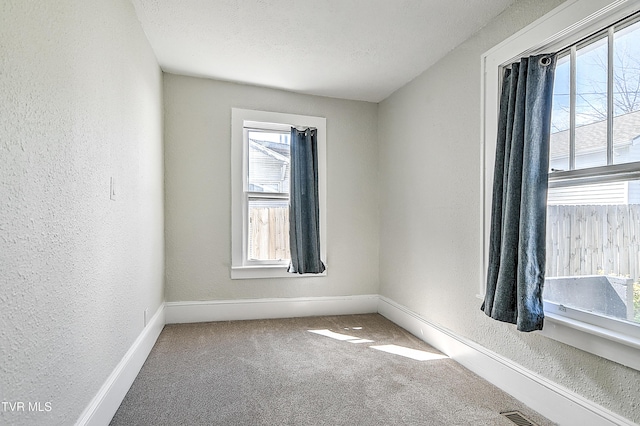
[2,0,640,425]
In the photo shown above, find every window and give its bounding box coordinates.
[482,0,640,370]
[246,124,291,264]
[231,108,327,279]
[546,13,640,330]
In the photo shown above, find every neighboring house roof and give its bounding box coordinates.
[248,139,290,193]
[249,139,289,163]
[550,110,640,159]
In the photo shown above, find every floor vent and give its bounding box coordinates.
[501,411,537,426]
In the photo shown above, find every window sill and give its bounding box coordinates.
[540,312,640,371]
[231,265,328,280]
[476,294,640,371]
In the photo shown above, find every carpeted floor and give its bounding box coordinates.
[110,314,554,425]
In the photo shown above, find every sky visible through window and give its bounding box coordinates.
[551,19,640,133]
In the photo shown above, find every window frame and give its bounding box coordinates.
[231,108,327,280]
[481,0,640,371]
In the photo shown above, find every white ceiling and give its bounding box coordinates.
[131,0,517,103]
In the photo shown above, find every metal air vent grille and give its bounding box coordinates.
[501,411,538,426]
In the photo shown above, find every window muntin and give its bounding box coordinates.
[546,12,640,329]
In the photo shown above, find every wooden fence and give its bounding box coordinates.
[248,203,640,280]
[546,204,640,280]
[248,207,289,261]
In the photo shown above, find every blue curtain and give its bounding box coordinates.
[288,127,325,274]
[482,54,557,332]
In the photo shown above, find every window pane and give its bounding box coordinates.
[575,36,608,169]
[550,54,571,172]
[248,130,290,193]
[545,179,640,324]
[248,198,290,261]
[613,19,640,165]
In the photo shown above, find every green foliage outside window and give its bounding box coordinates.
[634,282,640,323]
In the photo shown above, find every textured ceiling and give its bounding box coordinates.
[131,0,517,102]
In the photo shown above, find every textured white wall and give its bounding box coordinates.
[164,74,379,301]
[0,1,164,425]
[378,0,640,422]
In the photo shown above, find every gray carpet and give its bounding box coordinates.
[110,314,554,425]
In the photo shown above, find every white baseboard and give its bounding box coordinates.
[76,295,635,426]
[377,296,635,426]
[165,294,379,324]
[75,304,165,426]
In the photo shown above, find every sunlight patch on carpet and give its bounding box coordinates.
[308,329,372,343]
[370,344,448,361]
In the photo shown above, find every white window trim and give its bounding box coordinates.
[480,0,640,371]
[231,108,327,280]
